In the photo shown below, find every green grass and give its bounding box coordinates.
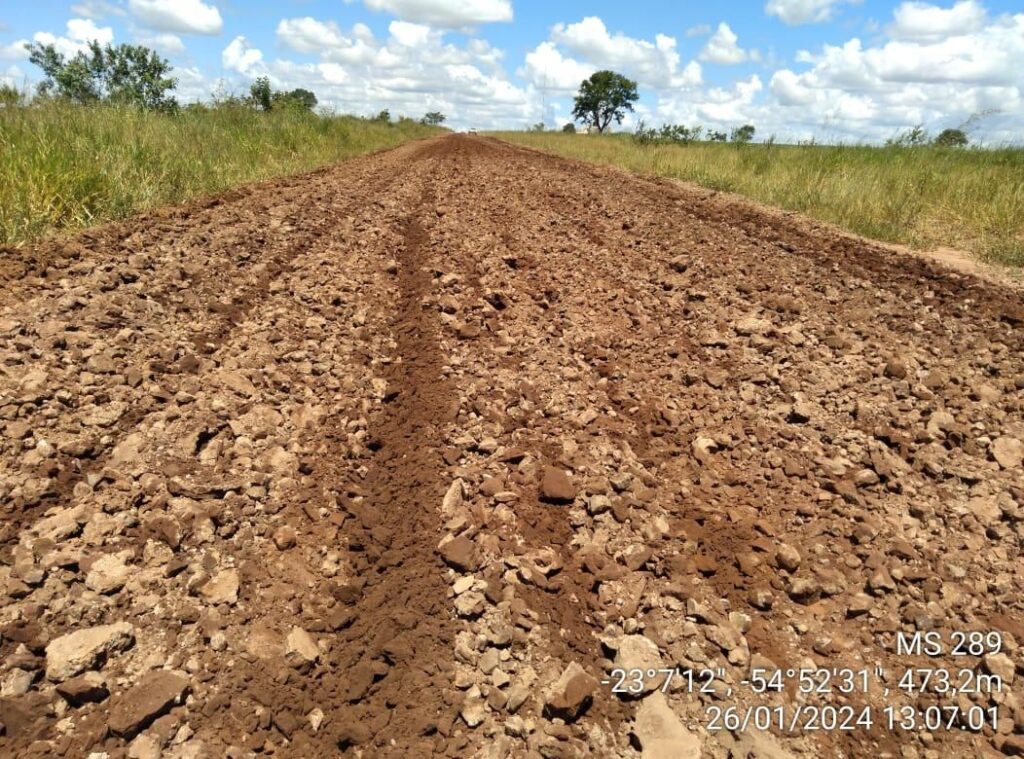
[0,102,440,246]
[494,132,1024,267]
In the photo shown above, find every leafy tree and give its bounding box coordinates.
[708,130,728,142]
[249,76,273,111]
[562,122,576,133]
[421,111,446,126]
[530,121,545,132]
[0,83,23,107]
[933,128,968,148]
[887,124,929,147]
[730,124,756,143]
[27,40,177,109]
[275,88,317,111]
[374,108,391,123]
[571,70,638,134]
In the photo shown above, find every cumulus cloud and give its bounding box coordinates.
[70,0,126,20]
[0,40,29,60]
[888,0,986,40]
[765,6,1024,141]
[523,16,701,92]
[128,0,223,36]
[765,0,851,25]
[27,18,115,59]
[360,0,512,28]
[258,16,533,128]
[222,36,263,75]
[699,23,750,64]
[137,32,186,55]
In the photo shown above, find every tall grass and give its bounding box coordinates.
[495,132,1024,267]
[0,101,440,246]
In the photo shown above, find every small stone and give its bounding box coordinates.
[613,636,666,696]
[992,437,1023,469]
[633,691,702,759]
[540,466,577,504]
[983,653,1016,685]
[85,554,131,595]
[786,577,821,604]
[885,358,908,379]
[461,686,486,727]
[438,535,479,572]
[46,623,136,682]
[285,627,319,667]
[107,670,191,738]
[775,544,801,572]
[272,525,297,550]
[200,569,239,605]
[56,672,109,706]
[544,662,598,721]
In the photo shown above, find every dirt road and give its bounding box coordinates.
[1,134,1023,758]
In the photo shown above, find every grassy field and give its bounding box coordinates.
[0,102,440,246]
[495,132,1024,267]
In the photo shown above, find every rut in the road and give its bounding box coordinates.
[324,196,462,753]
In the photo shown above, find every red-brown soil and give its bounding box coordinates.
[1,135,1022,758]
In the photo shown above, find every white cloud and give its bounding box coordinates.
[0,40,29,60]
[361,0,512,28]
[685,24,711,38]
[889,0,986,40]
[247,16,534,128]
[534,16,701,90]
[699,23,750,64]
[70,0,127,20]
[765,0,851,25]
[222,36,263,75]
[276,18,349,53]
[763,8,1024,142]
[30,18,115,59]
[520,41,594,92]
[138,32,186,55]
[389,21,433,47]
[128,0,223,36]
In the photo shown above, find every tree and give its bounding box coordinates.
[249,76,273,111]
[571,70,638,134]
[708,130,728,142]
[562,122,576,133]
[374,109,391,123]
[275,88,317,111]
[934,128,968,148]
[27,40,177,109]
[0,84,23,107]
[421,111,446,126]
[530,121,545,132]
[730,124,756,143]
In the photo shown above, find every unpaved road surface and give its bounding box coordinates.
[2,135,1023,758]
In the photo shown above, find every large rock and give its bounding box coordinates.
[543,662,597,721]
[107,670,191,738]
[45,623,135,682]
[438,535,479,572]
[539,466,576,504]
[200,569,240,605]
[613,635,667,696]
[85,554,131,594]
[633,691,702,759]
[992,436,1023,469]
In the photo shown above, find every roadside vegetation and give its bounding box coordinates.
[499,130,1024,267]
[503,69,1023,268]
[0,41,443,247]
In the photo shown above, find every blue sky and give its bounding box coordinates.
[2,0,1022,142]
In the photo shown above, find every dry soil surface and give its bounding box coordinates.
[1,135,1023,759]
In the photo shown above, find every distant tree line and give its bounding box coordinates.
[10,37,450,129]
